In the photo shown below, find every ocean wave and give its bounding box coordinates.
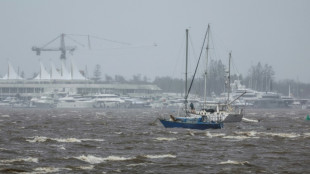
[188,130,195,136]
[154,137,177,141]
[0,157,38,163]
[26,136,104,143]
[303,133,310,137]
[219,160,249,165]
[169,131,178,134]
[0,147,8,151]
[242,117,259,123]
[223,135,259,140]
[144,154,176,159]
[259,132,301,138]
[76,165,94,170]
[126,163,148,167]
[114,132,123,135]
[205,131,226,138]
[234,131,258,137]
[74,155,133,164]
[0,114,10,118]
[80,138,105,142]
[74,154,176,164]
[232,131,301,139]
[18,167,72,174]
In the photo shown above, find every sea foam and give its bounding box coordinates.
[74,155,132,164]
[0,157,38,163]
[154,137,177,141]
[219,160,249,165]
[144,154,176,159]
[26,136,104,143]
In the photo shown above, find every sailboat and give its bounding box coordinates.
[159,25,244,129]
[159,26,224,130]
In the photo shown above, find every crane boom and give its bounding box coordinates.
[32,33,76,60]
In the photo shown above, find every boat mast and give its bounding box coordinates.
[204,24,210,108]
[227,51,232,104]
[185,29,189,110]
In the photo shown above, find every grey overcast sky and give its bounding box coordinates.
[0,0,309,82]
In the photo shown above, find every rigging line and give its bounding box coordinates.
[208,29,219,61]
[188,32,199,76]
[40,35,61,49]
[168,34,186,92]
[78,44,156,51]
[186,28,209,99]
[67,34,131,45]
[66,35,85,47]
[90,35,131,45]
[231,56,240,76]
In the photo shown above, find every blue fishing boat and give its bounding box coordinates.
[159,115,223,130]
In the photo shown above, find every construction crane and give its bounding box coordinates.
[32,33,77,62]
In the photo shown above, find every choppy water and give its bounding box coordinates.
[0,108,309,173]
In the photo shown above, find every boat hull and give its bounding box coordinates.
[159,119,223,130]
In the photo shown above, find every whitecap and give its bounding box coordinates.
[26,136,48,143]
[1,114,10,118]
[234,131,258,137]
[169,131,178,134]
[105,155,132,161]
[259,132,300,138]
[26,136,104,143]
[154,137,177,141]
[242,117,259,123]
[144,154,176,159]
[80,138,105,142]
[205,131,225,138]
[303,133,310,137]
[74,155,132,164]
[1,157,38,163]
[223,135,259,140]
[76,165,94,170]
[32,167,71,173]
[126,163,147,167]
[188,130,195,136]
[58,145,66,150]
[53,138,82,143]
[219,160,249,165]
[74,155,105,164]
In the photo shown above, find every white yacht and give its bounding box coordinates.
[92,94,125,108]
[31,95,56,108]
[56,95,95,108]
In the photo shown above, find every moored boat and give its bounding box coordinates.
[159,27,224,130]
[159,115,223,130]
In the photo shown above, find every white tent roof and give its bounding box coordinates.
[50,62,62,79]
[70,58,86,80]
[34,62,51,80]
[60,61,71,80]
[1,62,23,80]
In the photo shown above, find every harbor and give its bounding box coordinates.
[1,1,310,173]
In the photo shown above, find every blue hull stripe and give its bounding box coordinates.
[159,119,223,130]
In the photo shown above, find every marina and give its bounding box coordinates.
[1,1,310,173]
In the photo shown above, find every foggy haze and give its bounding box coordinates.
[0,0,309,82]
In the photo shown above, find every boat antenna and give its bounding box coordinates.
[185,24,210,104]
[184,29,189,110]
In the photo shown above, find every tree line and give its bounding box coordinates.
[91,63,310,98]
